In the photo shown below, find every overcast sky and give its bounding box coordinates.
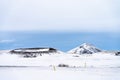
[0,0,120,32]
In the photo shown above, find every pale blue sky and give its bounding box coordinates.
[0,0,120,32]
[0,32,119,51]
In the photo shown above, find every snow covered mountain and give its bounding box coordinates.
[68,43,101,54]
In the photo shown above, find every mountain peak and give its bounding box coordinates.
[68,43,101,54]
[80,43,93,47]
[79,43,97,49]
[81,43,92,46]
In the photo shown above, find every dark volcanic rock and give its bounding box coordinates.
[115,52,120,56]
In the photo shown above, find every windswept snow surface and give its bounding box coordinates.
[0,67,120,80]
[0,52,119,68]
[0,51,120,80]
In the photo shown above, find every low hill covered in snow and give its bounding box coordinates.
[9,47,64,58]
[68,43,102,54]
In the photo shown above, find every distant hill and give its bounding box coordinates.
[10,47,63,58]
[67,43,102,54]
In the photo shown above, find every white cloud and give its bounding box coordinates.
[0,39,15,43]
[0,0,120,32]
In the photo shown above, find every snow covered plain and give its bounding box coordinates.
[0,67,120,80]
[0,51,120,80]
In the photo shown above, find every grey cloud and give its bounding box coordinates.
[0,0,120,32]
